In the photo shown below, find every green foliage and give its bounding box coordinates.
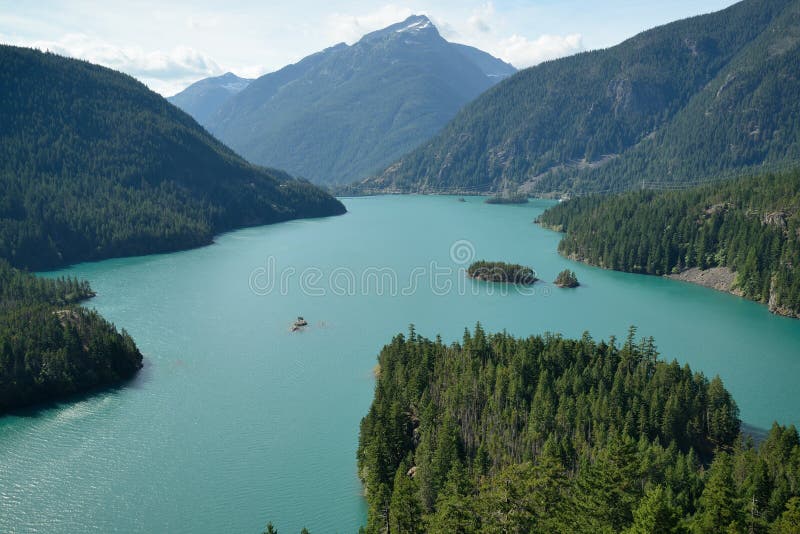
[467,261,537,285]
[206,16,514,186]
[572,436,641,531]
[356,0,800,196]
[692,453,744,532]
[625,485,682,534]
[773,497,800,533]
[389,458,424,534]
[537,168,800,317]
[356,325,772,532]
[485,193,528,205]
[0,44,344,270]
[0,260,142,412]
[555,269,579,288]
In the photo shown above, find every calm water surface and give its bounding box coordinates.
[2,196,800,533]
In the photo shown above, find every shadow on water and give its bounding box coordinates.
[742,422,771,444]
[1,358,153,419]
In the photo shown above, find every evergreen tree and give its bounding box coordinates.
[537,168,800,318]
[427,463,478,534]
[693,453,744,533]
[356,326,800,532]
[772,497,800,534]
[573,435,641,531]
[389,458,423,534]
[625,485,682,534]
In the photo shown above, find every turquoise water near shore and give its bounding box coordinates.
[2,195,799,533]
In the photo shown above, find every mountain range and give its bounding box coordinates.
[168,72,252,126]
[0,44,344,270]
[170,15,516,185]
[352,0,800,195]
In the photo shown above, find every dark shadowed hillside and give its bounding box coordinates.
[0,45,345,270]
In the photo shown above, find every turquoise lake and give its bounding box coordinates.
[2,195,800,533]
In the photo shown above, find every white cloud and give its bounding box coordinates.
[326,4,416,44]
[494,33,583,68]
[187,14,220,31]
[468,2,495,34]
[2,33,225,95]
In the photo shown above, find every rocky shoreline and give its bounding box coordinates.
[558,247,798,320]
[665,267,743,296]
[664,267,800,319]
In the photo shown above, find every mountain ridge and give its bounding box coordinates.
[168,72,252,126]
[350,0,800,196]
[172,15,516,185]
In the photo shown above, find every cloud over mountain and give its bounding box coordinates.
[2,33,223,95]
[496,33,584,68]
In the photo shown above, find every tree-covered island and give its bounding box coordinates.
[554,269,580,288]
[467,261,537,285]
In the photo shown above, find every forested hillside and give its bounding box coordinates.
[0,45,345,270]
[0,260,142,411]
[358,326,800,533]
[537,168,800,318]
[352,0,800,195]
[205,16,515,185]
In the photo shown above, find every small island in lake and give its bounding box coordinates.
[485,193,529,205]
[467,260,537,285]
[554,269,580,288]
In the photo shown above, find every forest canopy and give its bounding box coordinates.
[537,168,800,318]
[0,44,344,271]
[357,325,800,533]
[0,260,142,412]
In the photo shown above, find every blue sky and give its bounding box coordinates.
[0,0,737,96]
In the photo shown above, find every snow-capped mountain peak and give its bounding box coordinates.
[396,17,432,33]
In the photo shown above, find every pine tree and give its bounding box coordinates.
[389,459,423,534]
[707,376,740,447]
[427,463,479,534]
[625,485,681,534]
[573,435,641,531]
[772,497,800,534]
[692,452,744,533]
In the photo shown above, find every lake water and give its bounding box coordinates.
[2,196,800,533]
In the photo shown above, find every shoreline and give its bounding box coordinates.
[536,223,798,320]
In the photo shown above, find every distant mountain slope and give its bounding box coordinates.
[201,15,516,185]
[0,45,345,270]
[557,0,800,193]
[451,43,516,80]
[354,0,798,195]
[168,72,252,127]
